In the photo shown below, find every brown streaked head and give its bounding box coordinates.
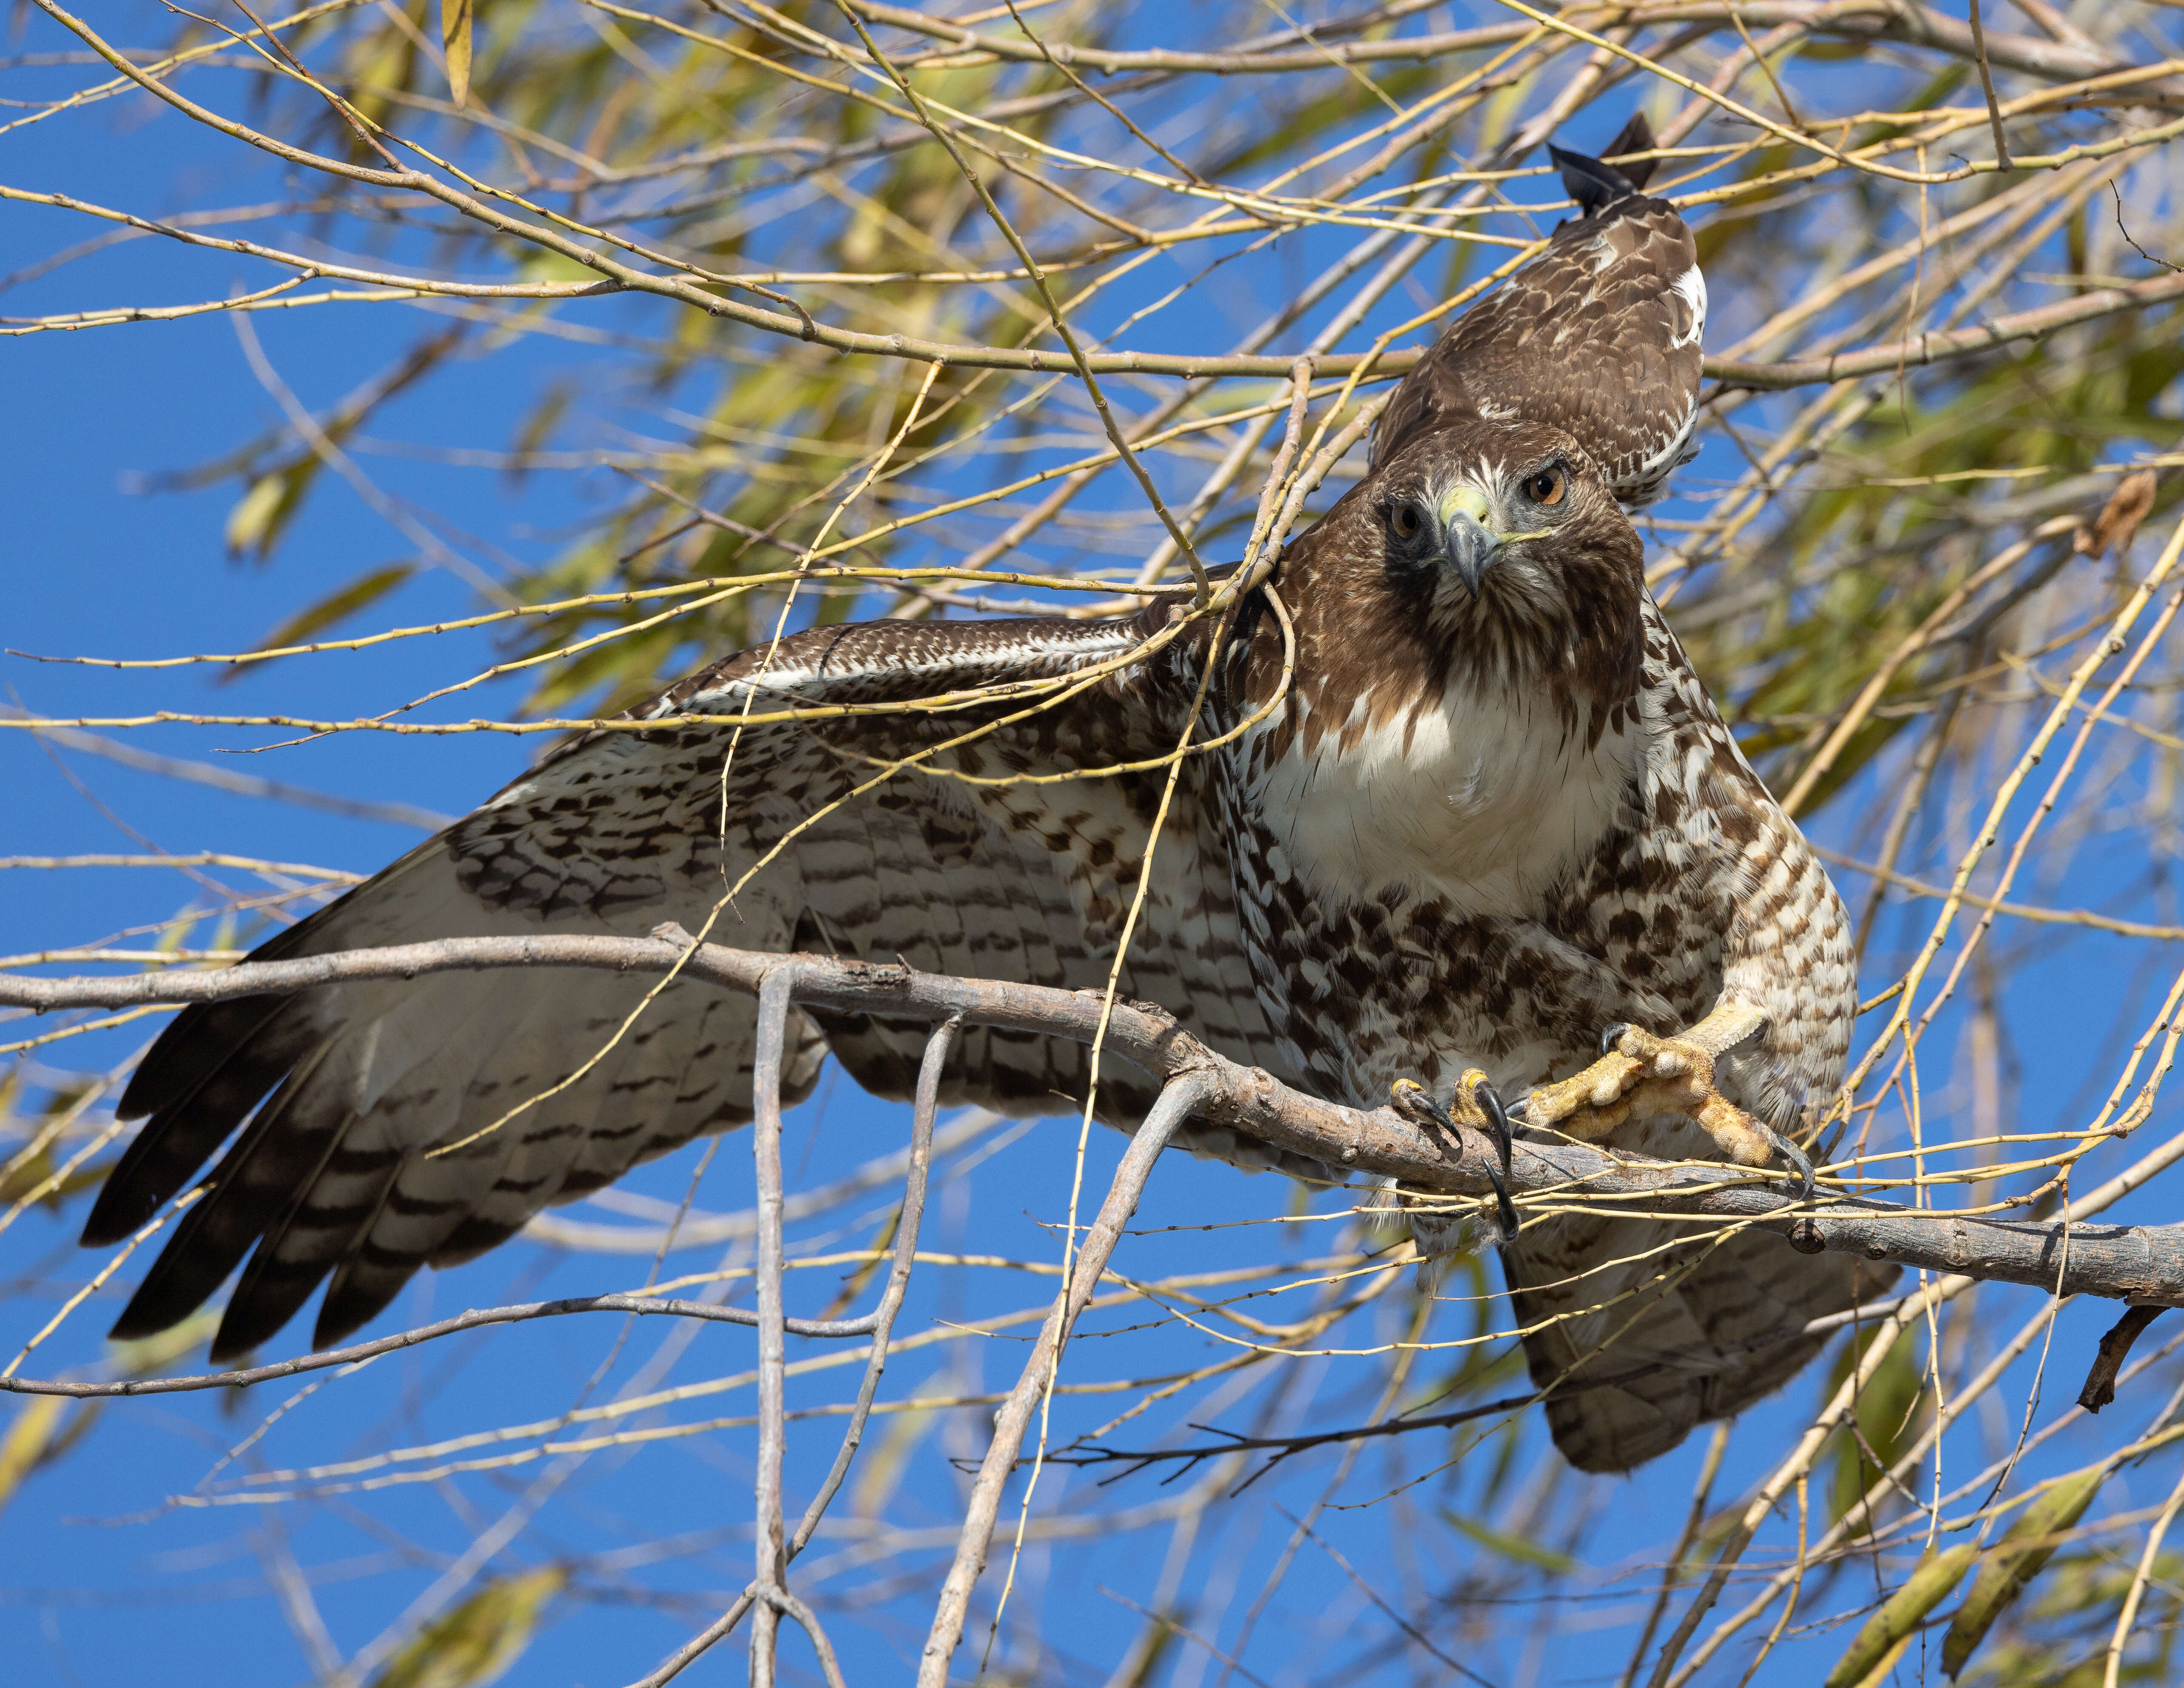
[1244,418,1650,750]
[1366,419,1638,624]
[1289,418,1644,688]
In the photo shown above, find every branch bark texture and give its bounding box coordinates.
[11,934,2181,1307]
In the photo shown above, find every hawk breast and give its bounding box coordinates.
[1249,677,1639,919]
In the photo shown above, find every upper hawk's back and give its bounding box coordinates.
[1373,192,1704,505]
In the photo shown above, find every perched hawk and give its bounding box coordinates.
[83,120,1877,1473]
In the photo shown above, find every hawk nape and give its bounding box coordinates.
[81,119,1881,1475]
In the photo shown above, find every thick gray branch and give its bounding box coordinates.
[8,934,2179,1307]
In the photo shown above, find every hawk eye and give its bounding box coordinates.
[1387,501,1425,543]
[1523,467,1567,507]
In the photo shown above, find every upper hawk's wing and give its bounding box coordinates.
[1373,114,1705,505]
[87,609,1304,1362]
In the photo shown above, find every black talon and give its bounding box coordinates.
[1598,1021,1632,1059]
[1473,1079,1513,1175]
[1390,1081,1457,1135]
[1481,1157,1520,1242]
[1768,1127,1815,1202]
[1392,1080,1518,1239]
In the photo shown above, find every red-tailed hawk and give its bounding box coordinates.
[83,118,1875,1473]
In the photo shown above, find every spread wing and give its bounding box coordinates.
[1374,114,1705,505]
[88,609,1304,1362]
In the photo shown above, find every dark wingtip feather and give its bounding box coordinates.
[312,1248,423,1355]
[209,1249,330,1365]
[81,1184,161,1252]
[103,1062,356,1342]
[209,1153,405,1364]
[115,896,338,1123]
[104,1197,246,1343]
[84,995,309,1248]
[1546,142,1636,218]
[1603,111,1659,190]
[1547,112,1658,215]
[106,1297,183,1347]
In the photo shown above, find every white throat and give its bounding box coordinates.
[1254,679,1637,918]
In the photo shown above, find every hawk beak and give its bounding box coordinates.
[1437,485,1501,598]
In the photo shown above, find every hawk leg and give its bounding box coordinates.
[1521,1001,1814,1197]
[1390,1070,1520,1238]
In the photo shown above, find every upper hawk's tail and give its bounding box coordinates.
[1547,111,1660,217]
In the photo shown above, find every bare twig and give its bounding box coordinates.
[917,1070,1215,1688]
[0,707,451,829]
[630,1015,962,1687]
[0,1290,900,1399]
[748,964,795,1688]
[1968,0,2015,167]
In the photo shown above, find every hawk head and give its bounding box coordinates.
[1372,421,1635,612]
[1285,418,1646,724]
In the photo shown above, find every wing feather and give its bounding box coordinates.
[97,609,1310,1357]
[1506,1224,1887,1473]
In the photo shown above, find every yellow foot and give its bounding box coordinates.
[1389,1070,1519,1238]
[1521,1013,1814,1197]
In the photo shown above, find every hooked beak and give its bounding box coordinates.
[1438,485,1501,599]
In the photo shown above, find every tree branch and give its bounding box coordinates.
[1709,265,2184,391]
[0,1292,889,1398]
[11,934,2184,1308]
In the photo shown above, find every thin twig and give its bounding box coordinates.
[2079,1305,2167,1412]
[1968,0,2015,168]
[747,965,796,1688]
[916,1071,1215,1688]
[630,1015,962,1688]
[0,1291,894,1399]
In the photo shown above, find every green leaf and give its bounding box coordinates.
[0,1396,66,1519]
[0,1142,110,1210]
[224,461,318,561]
[854,1407,938,1517]
[1440,1508,1578,1573]
[1824,1542,1977,1688]
[442,0,474,108]
[220,563,416,684]
[371,1566,568,1688]
[1829,1328,1921,1529]
[1944,1467,2108,1678]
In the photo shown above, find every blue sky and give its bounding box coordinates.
[6,6,2184,1686]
